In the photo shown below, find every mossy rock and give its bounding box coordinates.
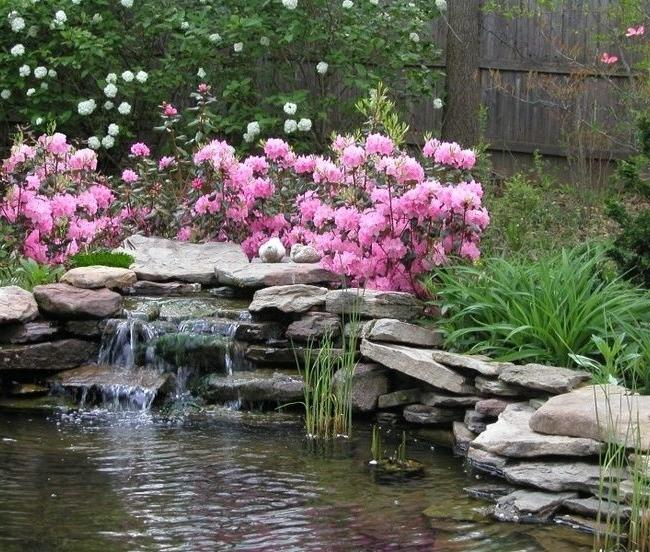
[153,333,229,372]
[370,458,425,482]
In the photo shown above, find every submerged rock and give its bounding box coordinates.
[61,266,137,290]
[199,369,304,404]
[360,340,475,394]
[326,289,423,320]
[0,286,39,325]
[502,460,611,492]
[363,318,443,347]
[249,284,328,313]
[494,490,577,523]
[34,284,122,319]
[530,385,650,450]
[498,364,591,394]
[471,403,602,458]
[0,339,98,372]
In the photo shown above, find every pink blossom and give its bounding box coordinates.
[263,138,291,161]
[626,25,645,37]
[341,145,366,169]
[69,148,98,171]
[365,134,395,156]
[158,156,176,170]
[130,142,151,157]
[122,169,139,183]
[162,102,178,117]
[601,52,619,64]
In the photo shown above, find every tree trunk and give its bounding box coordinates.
[441,0,482,147]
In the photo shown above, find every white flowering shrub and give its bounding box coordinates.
[0,0,442,158]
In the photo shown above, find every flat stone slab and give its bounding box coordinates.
[360,340,475,394]
[61,266,137,290]
[217,262,337,288]
[502,460,613,492]
[0,286,38,325]
[465,409,490,433]
[363,319,443,347]
[421,392,481,408]
[377,388,422,409]
[475,376,526,397]
[120,234,248,284]
[249,284,328,314]
[121,281,202,296]
[475,398,512,417]
[286,312,341,341]
[471,403,602,458]
[326,289,423,320]
[403,404,463,424]
[57,365,168,391]
[562,496,631,520]
[494,490,577,523]
[498,363,591,394]
[33,284,122,319]
[429,350,508,377]
[467,446,508,477]
[0,339,98,371]
[0,322,59,344]
[530,385,650,450]
[453,421,477,455]
[200,369,304,403]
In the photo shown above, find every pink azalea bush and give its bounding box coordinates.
[0,133,129,264]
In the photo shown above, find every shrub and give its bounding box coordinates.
[427,247,650,368]
[606,201,650,287]
[0,256,63,290]
[69,250,134,269]
[0,0,442,158]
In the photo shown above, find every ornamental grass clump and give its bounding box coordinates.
[428,247,650,369]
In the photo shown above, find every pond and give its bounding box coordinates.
[0,408,592,552]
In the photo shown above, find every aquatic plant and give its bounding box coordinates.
[69,250,135,269]
[370,425,383,464]
[594,386,650,552]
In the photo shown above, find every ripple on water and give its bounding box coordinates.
[0,410,593,552]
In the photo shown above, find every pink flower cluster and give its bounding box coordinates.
[0,133,128,263]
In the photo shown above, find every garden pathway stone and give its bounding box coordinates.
[248,284,328,313]
[326,289,423,320]
[471,403,602,458]
[120,234,248,284]
[498,363,591,394]
[33,283,122,319]
[61,266,137,290]
[360,340,475,394]
[217,262,337,288]
[363,318,443,347]
[0,286,39,325]
[530,384,650,450]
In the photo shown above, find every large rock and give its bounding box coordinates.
[421,392,481,408]
[121,234,248,284]
[377,388,422,409]
[494,490,577,523]
[0,286,38,325]
[429,350,508,377]
[334,363,388,412]
[475,398,512,417]
[0,339,98,372]
[360,340,475,394]
[33,284,122,319]
[502,460,611,492]
[562,496,630,520]
[217,262,337,288]
[471,403,603,458]
[326,289,423,320]
[60,266,137,290]
[121,280,202,296]
[199,369,304,404]
[286,312,341,341]
[498,363,591,394]
[467,446,508,477]
[453,421,477,455]
[363,318,443,347]
[403,404,462,424]
[249,285,328,314]
[530,385,650,450]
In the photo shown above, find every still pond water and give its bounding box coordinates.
[0,408,592,551]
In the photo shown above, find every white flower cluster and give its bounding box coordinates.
[342,0,353,8]
[233,42,243,53]
[243,121,261,143]
[120,0,134,7]
[51,10,67,29]
[316,61,328,75]
[1,89,11,100]
[10,44,25,57]
[281,102,311,134]
[8,12,25,33]
[409,32,420,43]
[433,98,443,109]
[435,0,447,11]
[77,99,97,116]
[282,0,298,9]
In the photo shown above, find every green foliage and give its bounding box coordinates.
[0,0,441,158]
[0,257,62,290]
[69,250,135,269]
[606,202,650,287]
[427,247,650,371]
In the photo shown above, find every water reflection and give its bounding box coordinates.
[0,410,592,551]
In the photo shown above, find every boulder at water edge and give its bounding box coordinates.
[249,284,328,314]
[33,283,122,319]
[61,266,137,290]
[0,286,39,325]
[326,289,423,320]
